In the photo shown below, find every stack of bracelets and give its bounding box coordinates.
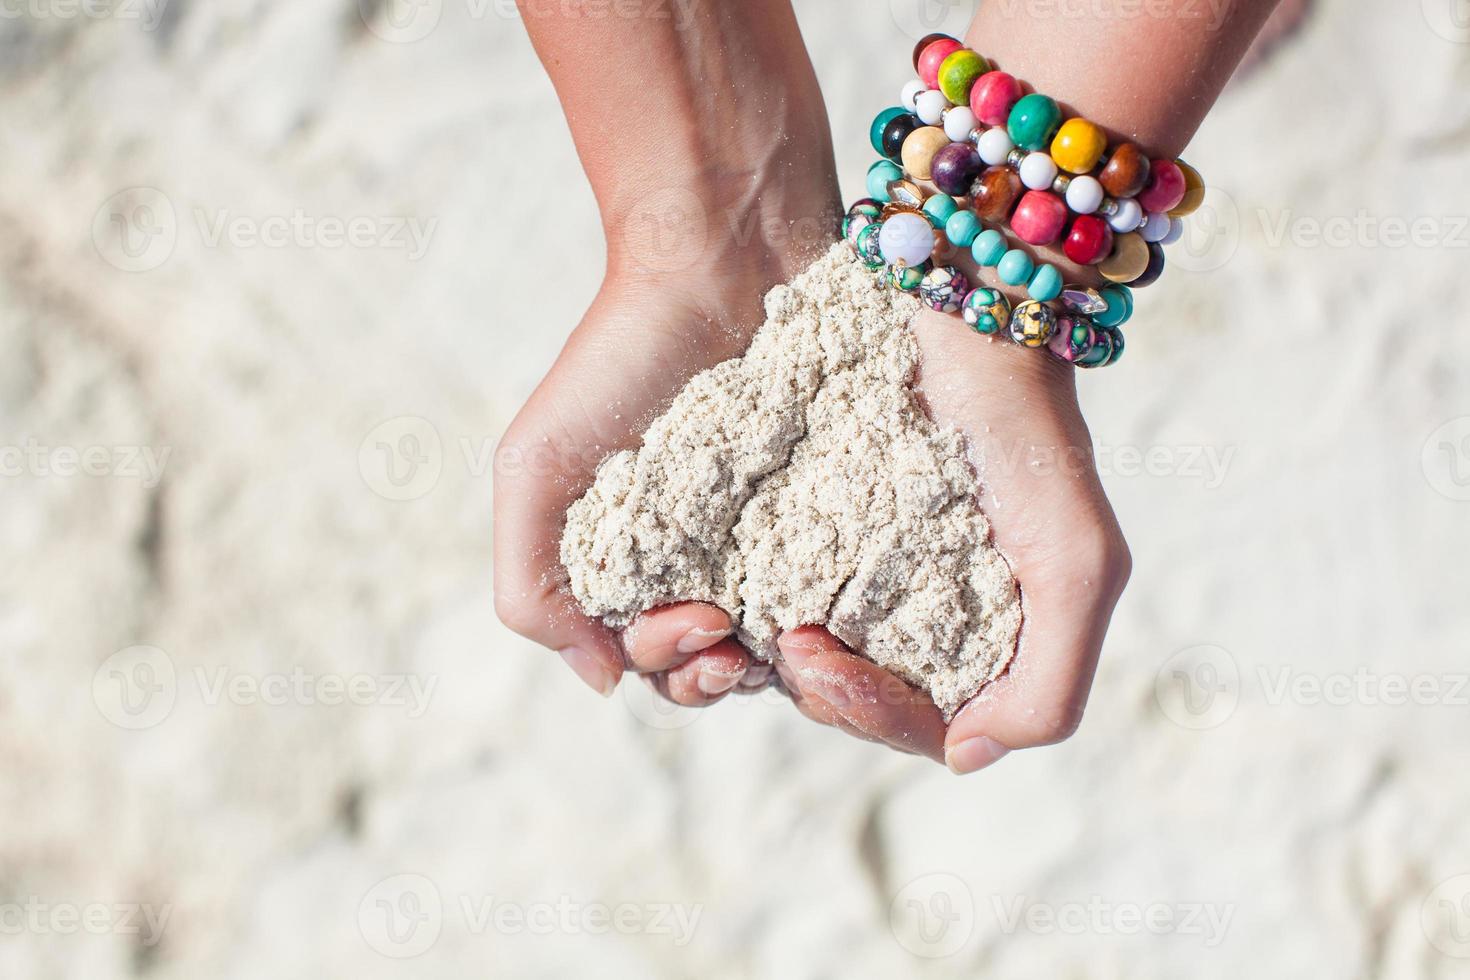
[842,33,1206,368]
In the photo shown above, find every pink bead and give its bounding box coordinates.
[1137,159,1187,213]
[1010,190,1069,246]
[969,70,1022,127]
[917,38,964,89]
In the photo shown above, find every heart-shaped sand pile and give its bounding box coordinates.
[560,244,1021,719]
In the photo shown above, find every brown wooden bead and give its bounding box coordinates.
[1099,143,1150,199]
[970,165,1023,223]
[1098,232,1150,283]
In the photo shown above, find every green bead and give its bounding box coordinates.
[937,49,989,105]
[1007,93,1062,151]
[998,248,1034,286]
[889,262,926,291]
[1093,286,1130,327]
[922,194,959,228]
[1027,264,1063,302]
[945,210,982,247]
[855,222,885,269]
[971,229,1007,266]
[1104,326,1125,364]
[866,159,903,202]
[975,313,998,334]
[870,107,907,155]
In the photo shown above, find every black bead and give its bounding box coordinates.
[881,114,921,162]
[1128,241,1166,288]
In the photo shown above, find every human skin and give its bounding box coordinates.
[494,0,1279,771]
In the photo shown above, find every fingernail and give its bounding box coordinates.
[946,736,1011,775]
[696,665,744,696]
[738,663,773,689]
[676,626,730,655]
[795,668,850,709]
[558,647,616,698]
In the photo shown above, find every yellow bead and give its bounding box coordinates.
[900,126,951,182]
[1098,232,1150,283]
[1050,118,1108,175]
[1170,160,1206,217]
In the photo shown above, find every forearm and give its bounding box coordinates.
[965,0,1279,158]
[516,0,838,272]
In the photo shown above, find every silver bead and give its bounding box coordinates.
[1099,197,1120,216]
[1005,147,1026,169]
[1051,174,1072,196]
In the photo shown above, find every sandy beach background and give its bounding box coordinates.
[3,0,1470,976]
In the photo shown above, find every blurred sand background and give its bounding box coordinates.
[3,0,1470,976]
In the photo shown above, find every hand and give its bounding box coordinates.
[773,307,1131,773]
[493,179,840,705]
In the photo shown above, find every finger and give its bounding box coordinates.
[660,639,751,705]
[777,627,947,764]
[776,659,884,744]
[736,661,774,693]
[622,602,733,673]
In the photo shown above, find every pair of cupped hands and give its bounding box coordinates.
[493,150,1131,774]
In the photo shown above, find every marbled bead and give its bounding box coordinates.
[888,260,928,291]
[1060,285,1108,316]
[971,165,1023,222]
[842,199,883,249]
[881,113,921,161]
[912,33,956,72]
[917,37,964,89]
[943,106,978,142]
[1170,160,1206,218]
[922,193,959,228]
[1077,327,1114,367]
[997,248,1034,286]
[971,228,1008,266]
[1019,151,1060,191]
[1063,214,1114,266]
[855,221,885,269]
[1048,315,1095,363]
[871,107,907,156]
[962,286,1011,334]
[1138,159,1187,213]
[1011,189,1069,246]
[919,265,970,312]
[878,211,936,266]
[976,127,1015,166]
[1098,232,1150,283]
[901,126,951,181]
[1009,299,1058,348]
[1092,285,1133,327]
[1028,263,1063,302]
[938,49,989,105]
[1104,326,1125,364]
[915,89,950,126]
[1099,143,1150,199]
[1127,240,1167,288]
[1050,118,1108,174]
[930,142,984,197]
[1007,93,1062,151]
[866,160,903,202]
[970,70,1022,127]
[945,209,983,247]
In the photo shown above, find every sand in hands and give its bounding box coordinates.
[560,244,1021,719]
